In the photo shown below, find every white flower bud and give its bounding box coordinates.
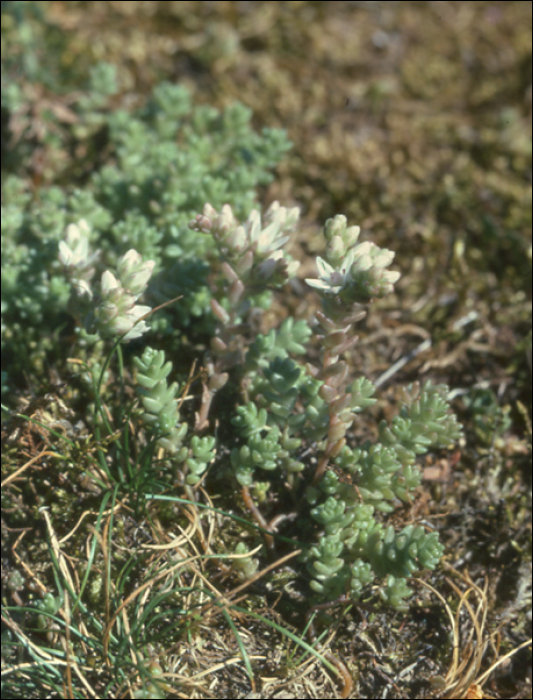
[101,270,120,294]
[326,235,346,265]
[324,215,347,240]
[343,225,360,248]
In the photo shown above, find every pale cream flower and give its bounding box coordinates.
[59,219,94,269]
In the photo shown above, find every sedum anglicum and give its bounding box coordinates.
[187,203,461,608]
[189,200,300,286]
[60,201,462,611]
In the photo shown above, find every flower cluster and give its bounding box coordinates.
[92,250,155,341]
[59,221,155,342]
[305,214,400,311]
[189,200,300,286]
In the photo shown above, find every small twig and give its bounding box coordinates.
[374,338,432,388]
[241,485,275,553]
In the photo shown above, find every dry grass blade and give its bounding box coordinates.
[417,565,532,699]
